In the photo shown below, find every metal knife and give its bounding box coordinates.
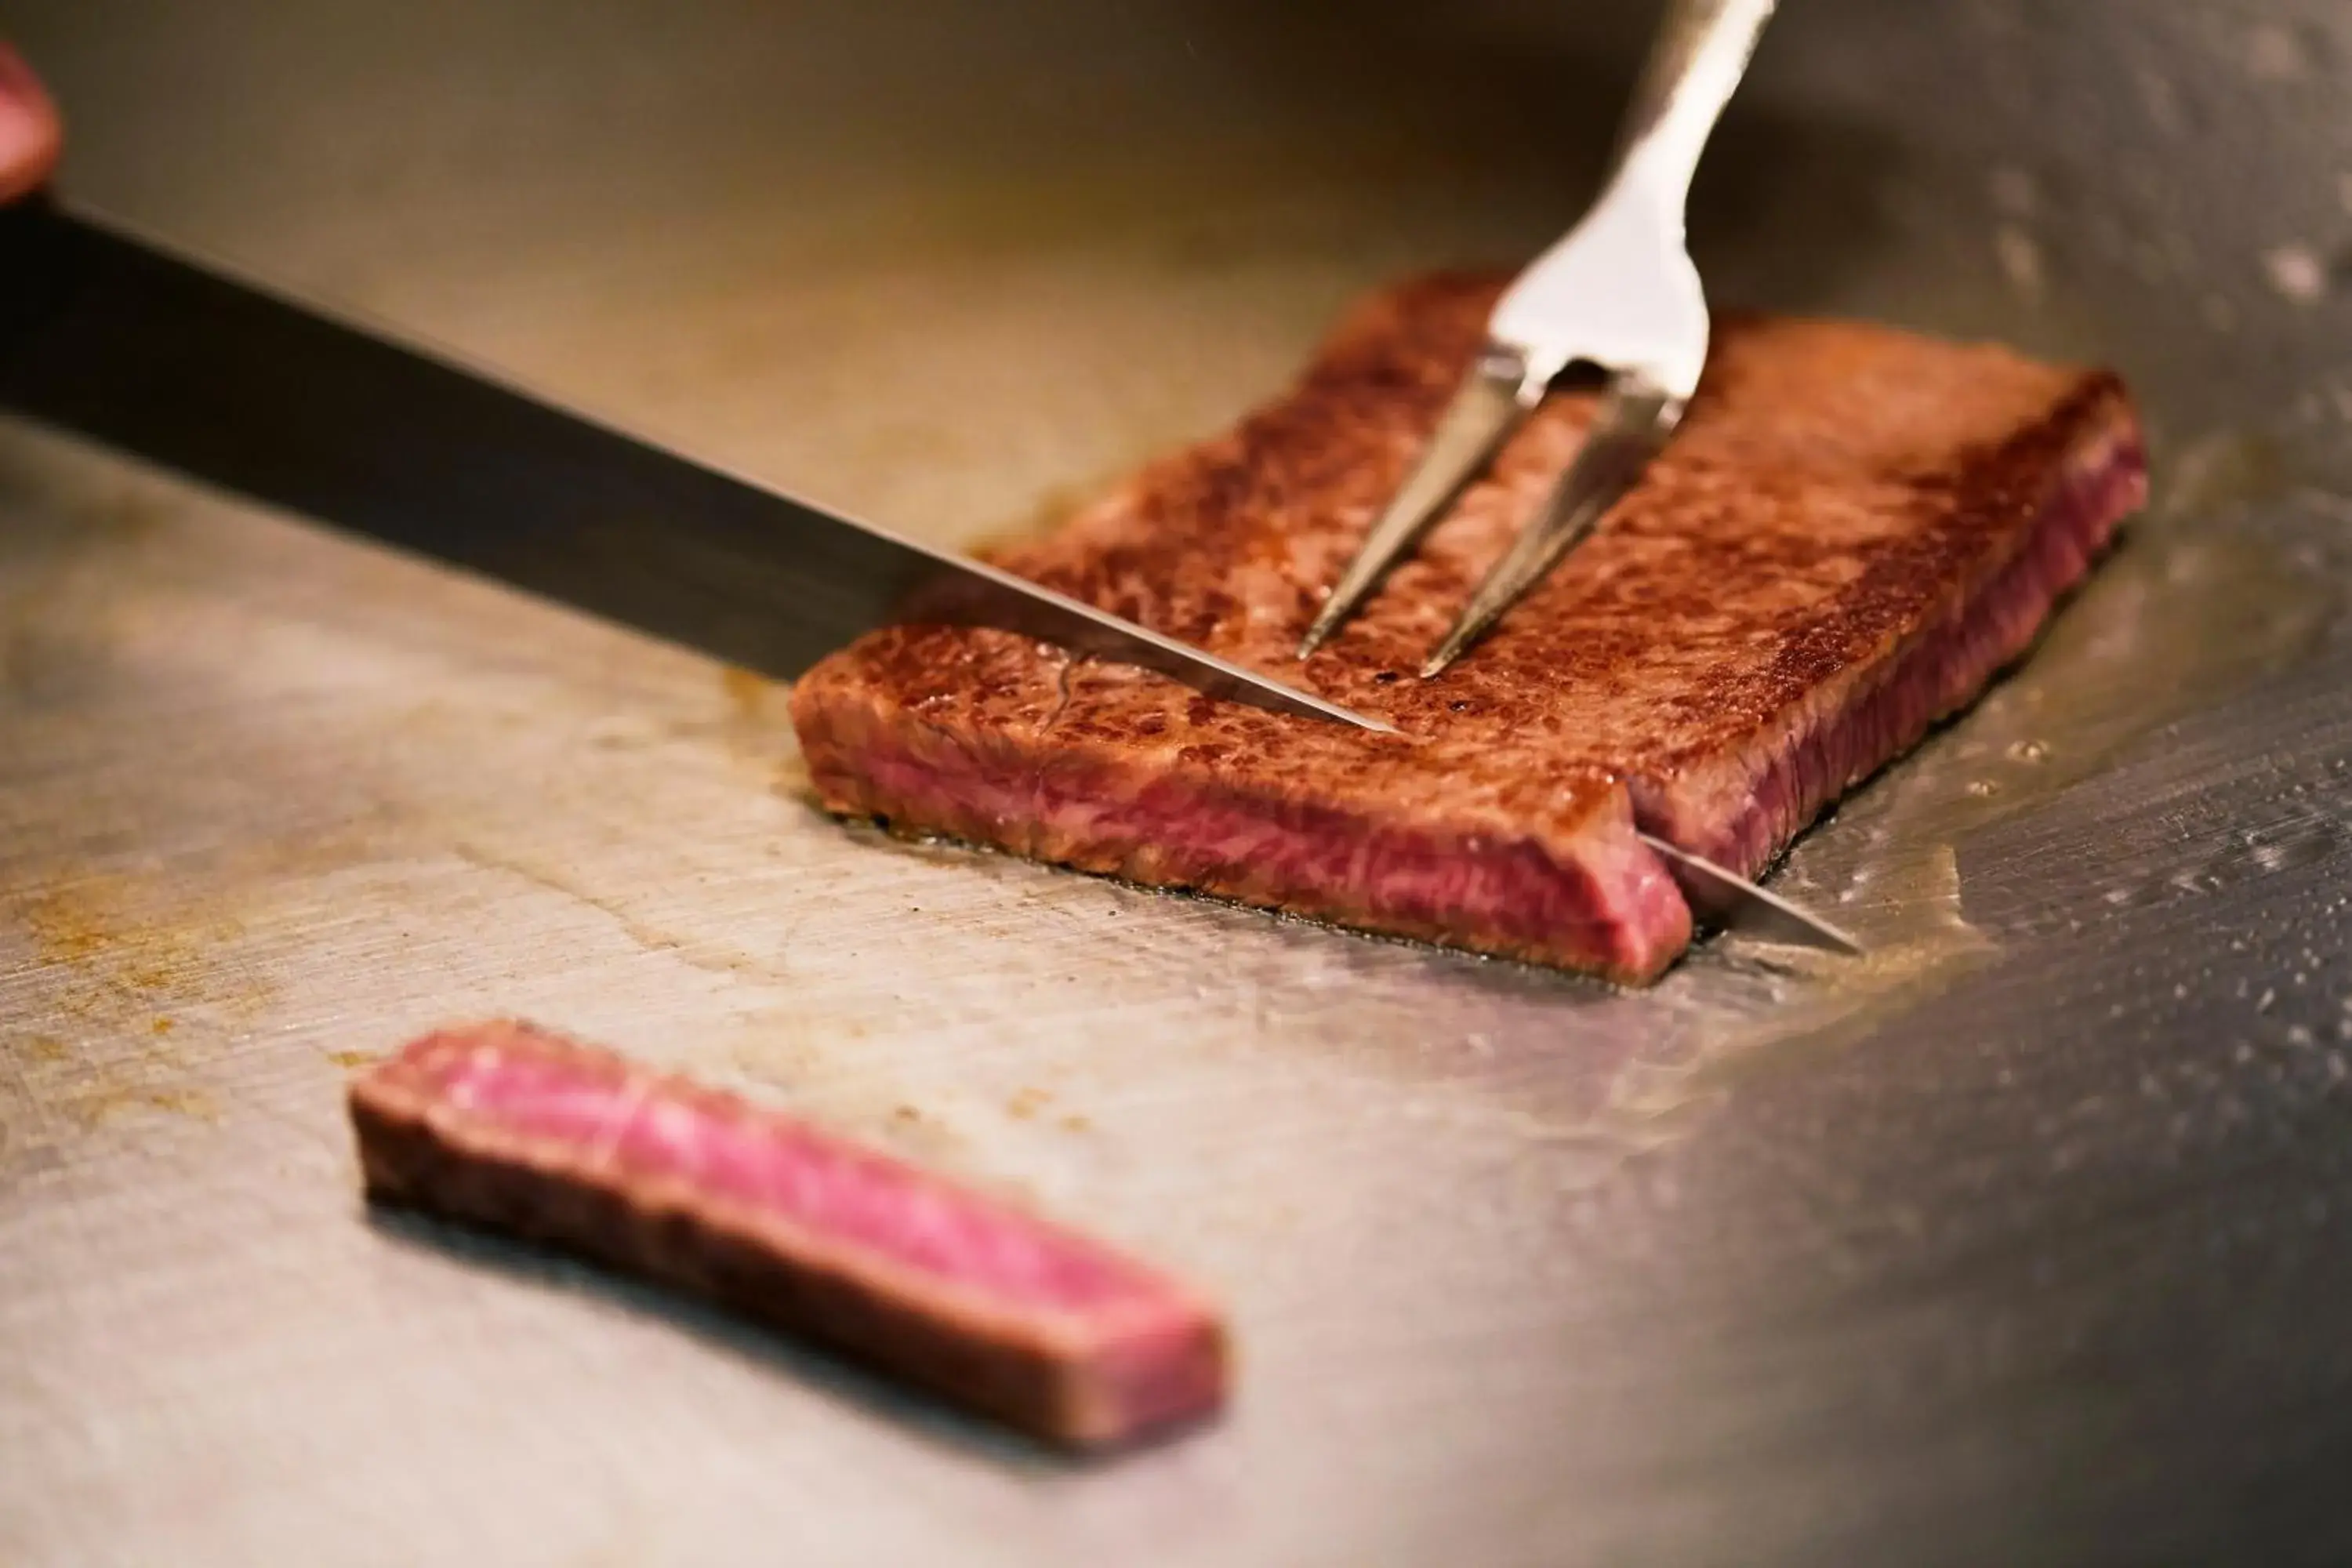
[0,198,1385,734]
[0,197,1857,956]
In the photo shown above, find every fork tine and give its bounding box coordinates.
[1419,379,1678,677]
[1296,349,1540,659]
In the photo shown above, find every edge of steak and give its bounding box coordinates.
[789,274,2147,982]
[350,1022,1228,1450]
[1642,399,2147,874]
[794,693,1692,982]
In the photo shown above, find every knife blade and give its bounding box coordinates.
[1638,833,1861,956]
[0,198,1389,735]
[0,196,1859,956]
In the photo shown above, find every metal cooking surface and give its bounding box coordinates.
[3,2,2350,1564]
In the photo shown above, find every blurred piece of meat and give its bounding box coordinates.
[350,1022,1228,1450]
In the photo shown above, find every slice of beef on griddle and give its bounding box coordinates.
[789,275,2146,982]
[350,1022,1228,1449]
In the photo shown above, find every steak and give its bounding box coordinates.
[791,274,2147,982]
[350,1022,1228,1449]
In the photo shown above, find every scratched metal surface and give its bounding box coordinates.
[3,2,2352,1564]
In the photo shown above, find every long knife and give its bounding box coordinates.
[0,197,1858,956]
[0,198,1385,733]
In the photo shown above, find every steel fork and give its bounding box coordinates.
[1297,0,1777,674]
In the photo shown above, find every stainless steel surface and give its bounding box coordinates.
[3,2,2351,1565]
[1484,0,1762,387]
[1301,0,1768,668]
[0,200,1384,734]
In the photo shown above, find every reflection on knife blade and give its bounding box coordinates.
[0,197,1859,956]
[1638,833,1861,956]
[0,198,1387,735]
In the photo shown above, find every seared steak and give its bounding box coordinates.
[791,274,2147,982]
[350,1022,1228,1449]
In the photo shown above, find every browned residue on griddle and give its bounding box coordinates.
[720,665,772,722]
[1,874,270,1139]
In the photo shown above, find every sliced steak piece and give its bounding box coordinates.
[791,274,2147,982]
[350,1022,1227,1450]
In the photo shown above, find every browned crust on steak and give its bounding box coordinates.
[351,1022,1228,1449]
[789,273,2145,978]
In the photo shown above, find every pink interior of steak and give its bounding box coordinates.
[1646,421,2147,874]
[819,713,1690,981]
[408,1029,1185,1319]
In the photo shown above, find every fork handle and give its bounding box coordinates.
[1612,0,1776,208]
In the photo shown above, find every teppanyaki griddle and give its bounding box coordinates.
[2,2,2349,1564]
